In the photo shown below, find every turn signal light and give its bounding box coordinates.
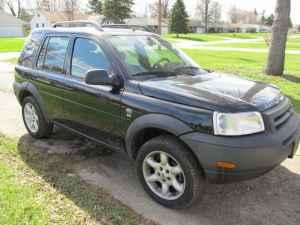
[215,161,236,170]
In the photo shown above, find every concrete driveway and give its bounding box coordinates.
[0,59,299,225]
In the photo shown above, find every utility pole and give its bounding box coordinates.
[158,0,162,34]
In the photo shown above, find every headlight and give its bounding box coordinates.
[213,112,265,136]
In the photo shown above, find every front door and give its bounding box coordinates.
[61,37,123,149]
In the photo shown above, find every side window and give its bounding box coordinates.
[18,32,43,68]
[43,37,69,74]
[71,38,111,79]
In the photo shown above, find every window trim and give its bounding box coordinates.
[36,35,71,75]
[69,37,112,80]
[36,36,49,69]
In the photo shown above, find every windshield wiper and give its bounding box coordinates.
[131,71,177,77]
[174,66,207,75]
[174,66,200,71]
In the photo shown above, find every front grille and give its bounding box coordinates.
[263,97,294,132]
[273,105,293,130]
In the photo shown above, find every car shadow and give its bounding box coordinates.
[18,129,300,225]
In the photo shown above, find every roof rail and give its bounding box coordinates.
[102,24,155,33]
[52,20,103,31]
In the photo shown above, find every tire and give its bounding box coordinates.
[22,96,53,138]
[136,135,205,209]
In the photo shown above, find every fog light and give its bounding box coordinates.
[215,161,236,170]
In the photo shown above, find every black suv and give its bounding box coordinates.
[14,26,300,209]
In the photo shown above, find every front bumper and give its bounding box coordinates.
[180,113,300,183]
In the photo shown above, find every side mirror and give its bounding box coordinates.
[85,69,121,89]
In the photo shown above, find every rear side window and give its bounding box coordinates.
[18,32,43,68]
[71,38,111,79]
[37,36,70,74]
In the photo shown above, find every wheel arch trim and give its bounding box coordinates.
[16,82,50,122]
[125,114,193,159]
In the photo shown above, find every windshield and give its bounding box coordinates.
[109,35,206,77]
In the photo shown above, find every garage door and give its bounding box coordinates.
[0,26,24,37]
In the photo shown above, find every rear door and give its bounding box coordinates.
[61,36,124,149]
[34,35,71,121]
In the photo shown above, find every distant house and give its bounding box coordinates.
[30,11,98,30]
[230,24,271,33]
[125,17,169,34]
[188,19,205,33]
[0,11,24,37]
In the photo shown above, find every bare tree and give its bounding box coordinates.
[228,5,259,25]
[265,0,291,75]
[149,0,171,18]
[228,5,239,24]
[209,1,221,25]
[196,0,222,32]
[1,0,21,17]
[196,0,210,33]
[65,0,78,20]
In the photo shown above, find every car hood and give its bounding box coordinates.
[138,73,283,112]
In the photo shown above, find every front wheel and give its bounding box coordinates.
[136,135,205,209]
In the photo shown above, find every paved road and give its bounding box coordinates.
[0,59,299,225]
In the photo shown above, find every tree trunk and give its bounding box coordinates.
[265,0,291,75]
[158,0,162,35]
[204,1,209,33]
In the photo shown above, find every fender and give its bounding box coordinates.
[125,114,193,159]
[15,81,50,122]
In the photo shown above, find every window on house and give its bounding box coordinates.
[36,23,39,28]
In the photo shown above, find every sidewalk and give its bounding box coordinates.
[0,52,20,61]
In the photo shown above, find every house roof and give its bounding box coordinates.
[0,11,24,26]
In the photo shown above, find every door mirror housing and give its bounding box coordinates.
[85,69,121,89]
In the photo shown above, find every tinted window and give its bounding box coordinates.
[18,32,43,68]
[71,38,111,79]
[43,37,69,74]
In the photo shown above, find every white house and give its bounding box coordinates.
[30,12,50,29]
[30,11,96,30]
[0,11,24,37]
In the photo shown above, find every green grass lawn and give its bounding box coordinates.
[213,37,300,50]
[163,32,269,43]
[0,38,25,52]
[0,135,156,225]
[183,49,300,113]
[163,33,227,42]
[214,32,269,39]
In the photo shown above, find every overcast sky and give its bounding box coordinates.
[20,0,300,24]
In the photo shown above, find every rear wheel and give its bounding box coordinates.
[22,96,53,138]
[136,135,205,209]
